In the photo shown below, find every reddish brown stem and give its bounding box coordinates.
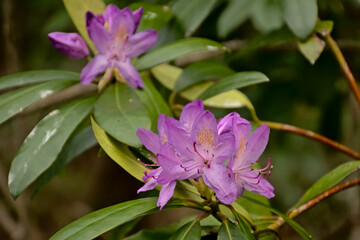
[326,35,360,106]
[269,178,360,230]
[262,121,360,160]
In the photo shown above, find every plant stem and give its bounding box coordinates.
[268,178,360,230]
[261,121,360,160]
[325,35,360,106]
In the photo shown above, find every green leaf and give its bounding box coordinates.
[63,0,106,53]
[0,80,77,125]
[174,62,234,92]
[294,161,360,208]
[91,117,147,182]
[0,70,79,91]
[217,0,254,38]
[136,38,227,71]
[51,198,159,240]
[171,0,219,35]
[298,34,325,65]
[108,219,141,240]
[199,72,269,100]
[251,0,283,34]
[241,195,314,240]
[33,126,97,195]
[169,220,201,240]
[8,97,96,198]
[94,83,151,148]
[234,213,256,240]
[217,221,247,240]
[151,64,256,110]
[128,2,173,32]
[279,0,318,40]
[136,72,172,132]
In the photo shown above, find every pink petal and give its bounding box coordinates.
[132,7,144,33]
[136,128,160,154]
[80,54,109,84]
[166,117,194,159]
[104,4,121,30]
[126,29,158,58]
[180,100,204,131]
[157,114,168,144]
[213,133,235,164]
[137,177,157,193]
[110,8,135,38]
[115,61,143,88]
[191,111,218,147]
[203,163,238,205]
[238,171,275,199]
[86,13,110,53]
[238,124,269,168]
[48,32,89,59]
[157,180,177,209]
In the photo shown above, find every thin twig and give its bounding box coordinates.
[325,35,360,106]
[261,121,360,160]
[269,178,360,230]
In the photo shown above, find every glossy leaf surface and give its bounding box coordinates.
[33,126,97,194]
[0,80,76,125]
[174,62,234,92]
[51,198,159,240]
[169,220,201,240]
[8,97,96,198]
[294,161,360,208]
[199,72,269,100]
[94,83,151,148]
[129,2,172,32]
[298,34,325,65]
[136,38,227,71]
[217,221,247,240]
[0,70,79,91]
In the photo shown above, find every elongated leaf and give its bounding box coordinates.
[151,64,256,109]
[51,198,159,240]
[218,221,247,240]
[128,2,172,32]
[174,62,234,92]
[199,72,269,100]
[136,38,227,71]
[279,0,318,40]
[0,70,79,91]
[171,0,219,35]
[217,0,253,38]
[91,117,147,182]
[0,80,76,125]
[294,161,360,208]
[63,0,106,53]
[8,97,96,198]
[169,220,201,240]
[33,126,97,194]
[94,83,151,148]
[241,196,314,240]
[136,72,172,132]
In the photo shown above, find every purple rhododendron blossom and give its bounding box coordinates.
[48,4,157,88]
[136,100,274,209]
[218,113,274,199]
[48,32,89,59]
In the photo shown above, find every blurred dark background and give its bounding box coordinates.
[0,0,359,239]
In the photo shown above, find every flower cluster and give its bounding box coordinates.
[137,100,274,209]
[48,4,157,88]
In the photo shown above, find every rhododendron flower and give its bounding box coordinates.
[136,101,274,209]
[48,32,89,59]
[136,114,177,209]
[218,113,274,199]
[48,4,157,88]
